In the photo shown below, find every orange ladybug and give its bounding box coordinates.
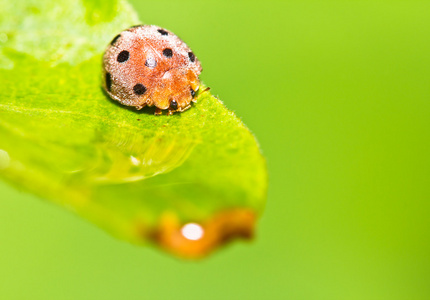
[102,25,202,115]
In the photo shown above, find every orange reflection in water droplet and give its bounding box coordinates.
[147,209,256,259]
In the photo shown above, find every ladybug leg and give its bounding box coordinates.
[179,104,191,112]
[135,101,148,110]
[167,109,175,116]
[154,108,162,115]
[191,87,210,103]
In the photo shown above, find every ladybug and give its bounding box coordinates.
[102,25,202,115]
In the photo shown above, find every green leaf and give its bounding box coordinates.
[0,0,267,258]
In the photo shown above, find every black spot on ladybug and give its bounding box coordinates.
[157,29,169,36]
[145,57,157,68]
[117,50,129,63]
[170,100,178,110]
[133,83,147,95]
[105,72,112,91]
[188,52,196,62]
[190,88,196,98]
[163,48,173,58]
[110,34,121,45]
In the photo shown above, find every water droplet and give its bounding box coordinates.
[0,149,10,170]
[181,223,204,240]
[130,156,140,166]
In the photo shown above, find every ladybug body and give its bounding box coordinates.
[102,25,202,115]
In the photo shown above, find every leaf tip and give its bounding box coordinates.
[148,209,256,259]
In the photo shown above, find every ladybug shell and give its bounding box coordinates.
[102,25,202,112]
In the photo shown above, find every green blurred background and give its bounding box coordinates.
[1,0,429,299]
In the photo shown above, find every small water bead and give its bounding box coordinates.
[0,149,10,170]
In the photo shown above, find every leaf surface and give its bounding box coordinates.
[0,0,267,258]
